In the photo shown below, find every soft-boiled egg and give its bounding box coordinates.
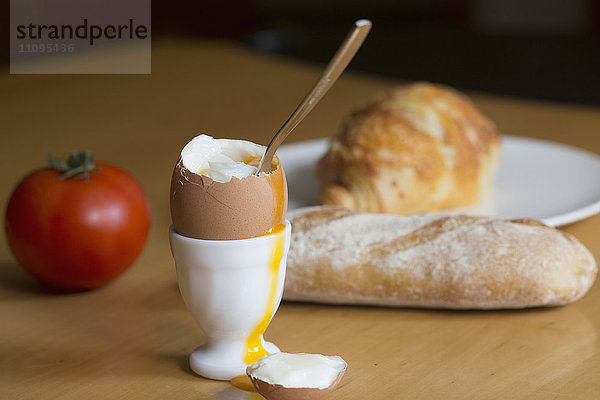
[171,134,292,385]
[170,134,288,240]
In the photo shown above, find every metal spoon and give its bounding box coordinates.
[256,19,372,175]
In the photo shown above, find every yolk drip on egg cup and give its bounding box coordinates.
[245,223,286,364]
[230,223,286,392]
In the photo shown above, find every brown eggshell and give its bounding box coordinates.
[170,158,288,240]
[249,369,346,400]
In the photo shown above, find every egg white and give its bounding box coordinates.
[181,134,265,183]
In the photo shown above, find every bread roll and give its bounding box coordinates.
[317,82,500,214]
[284,207,597,309]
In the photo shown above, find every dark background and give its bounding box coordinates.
[4,0,600,105]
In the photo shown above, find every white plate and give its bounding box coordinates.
[277,135,600,227]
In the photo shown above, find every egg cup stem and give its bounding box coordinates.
[169,221,291,380]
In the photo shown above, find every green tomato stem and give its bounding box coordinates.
[44,147,100,182]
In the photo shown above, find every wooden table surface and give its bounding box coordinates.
[1,38,600,400]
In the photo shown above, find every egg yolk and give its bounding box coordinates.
[230,375,255,392]
[266,163,286,232]
[244,156,278,171]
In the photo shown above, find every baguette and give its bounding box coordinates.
[284,207,597,309]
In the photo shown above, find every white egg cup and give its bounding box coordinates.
[169,221,291,380]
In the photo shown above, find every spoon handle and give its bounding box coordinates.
[257,19,372,174]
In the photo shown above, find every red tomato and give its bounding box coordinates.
[5,159,151,291]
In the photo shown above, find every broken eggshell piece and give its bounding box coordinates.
[246,353,347,400]
[170,135,288,240]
